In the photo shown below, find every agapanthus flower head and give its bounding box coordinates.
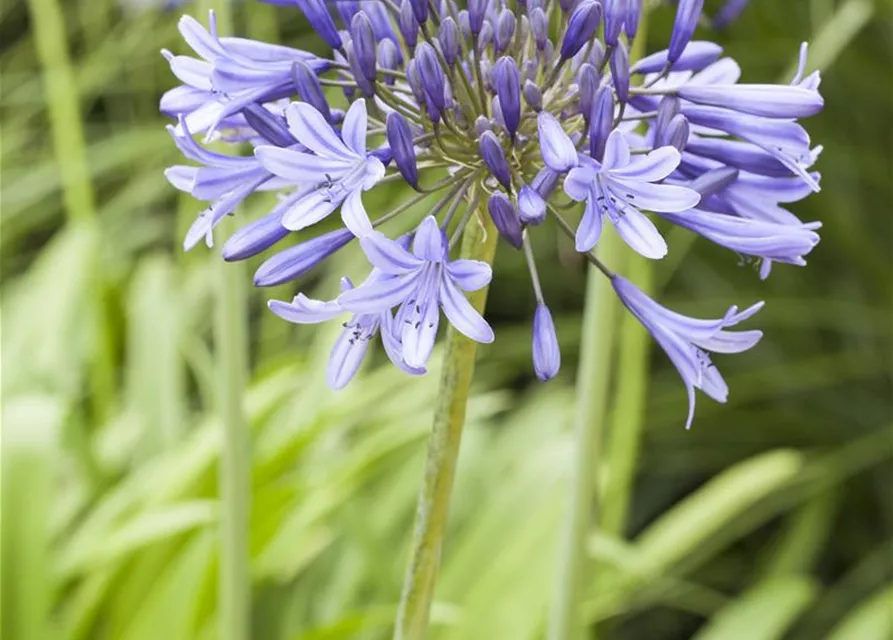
[162,0,825,427]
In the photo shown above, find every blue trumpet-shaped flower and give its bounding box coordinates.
[338,217,494,369]
[255,99,385,235]
[563,130,701,257]
[612,275,763,429]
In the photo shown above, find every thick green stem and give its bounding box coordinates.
[394,213,499,640]
[547,233,626,640]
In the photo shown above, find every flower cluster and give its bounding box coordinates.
[162,0,823,428]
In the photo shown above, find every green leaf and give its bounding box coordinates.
[691,578,818,640]
[825,584,893,640]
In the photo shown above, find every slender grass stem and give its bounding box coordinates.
[26,0,114,447]
[548,13,650,638]
[547,232,626,640]
[394,208,499,640]
[600,254,652,537]
[196,1,251,639]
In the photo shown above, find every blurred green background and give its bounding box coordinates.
[2,0,891,638]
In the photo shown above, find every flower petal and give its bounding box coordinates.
[602,130,631,170]
[401,296,440,369]
[608,178,701,213]
[575,190,604,252]
[268,294,343,324]
[359,232,424,274]
[611,206,668,259]
[564,165,596,202]
[327,326,372,389]
[446,259,492,291]
[538,111,578,172]
[609,146,681,182]
[340,189,373,237]
[341,98,368,157]
[338,271,420,314]
[255,146,350,182]
[439,277,495,343]
[286,101,356,160]
[412,216,447,262]
[281,190,341,230]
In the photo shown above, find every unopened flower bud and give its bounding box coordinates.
[479,130,512,190]
[560,1,602,60]
[532,303,561,380]
[487,192,523,248]
[523,79,542,111]
[386,112,419,189]
[518,184,546,224]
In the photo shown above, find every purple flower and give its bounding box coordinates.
[632,41,723,75]
[538,111,578,172]
[269,274,424,389]
[564,130,701,256]
[612,275,763,429]
[160,12,326,135]
[255,99,384,235]
[164,119,278,250]
[560,1,602,60]
[487,192,523,248]
[338,217,494,369]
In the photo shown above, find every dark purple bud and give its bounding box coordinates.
[386,112,419,189]
[532,166,559,199]
[604,0,624,46]
[610,40,630,103]
[406,59,427,105]
[529,7,547,50]
[668,0,705,63]
[560,1,602,60]
[523,80,542,111]
[487,192,523,248]
[494,57,521,137]
[243,104,297,147]
[589,84,614,160]
[378,40,400,85]
[532,303,560,380]
[458,10,471,37]
[293,60,332,123]
[479,130,512,190]
[334,2,355,29]
[415,42,447,112]
[558,0,575,12]
[351,12,377,82]
[439,17,460,65]
[661,113,690,152]
[468,0,486,35]
[688,166,739,198]
[399,0,419,49]
[478,19,494,49]
[518,184,546,225]
[655,95,681,140]
[625,0,642,39]
[577,63,598,124]
[410,0,428,25]
[345,41,375,96]
[222,208,290,261]
[495,9,516,56]
[474,115,491,135]
[254,228,353,286]
[296,0,342,50]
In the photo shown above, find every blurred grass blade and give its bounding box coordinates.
[1,395,63,640]
[825,584,893,640]
[633,450,804,572]
[691,577,818,640]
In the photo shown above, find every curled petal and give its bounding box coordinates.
[447,260,493,291]
[268,294,343,324]
[359,232,424,274]
[439,278,495,344]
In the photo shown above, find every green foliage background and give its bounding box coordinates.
[1,0,891,638]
